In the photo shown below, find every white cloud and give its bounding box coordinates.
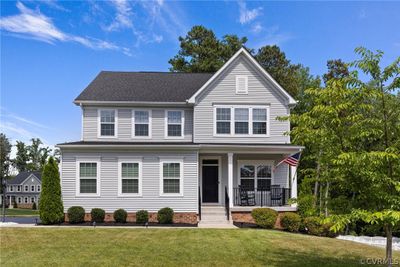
[104,0,133,32]
[253,25,293,48]
[0,2,131,55]
[238,0,262,24]
[251,22,263,34]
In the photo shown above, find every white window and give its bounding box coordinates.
[9,186,13,192]
[17,185,21,192]
[24,197,28,204]
[18,197,22,204]
[132,110,151,137]
[118,161,141,196]
[236,75,248,94]
[234,108,249,134]
[77,162,100,196]
[31,197,35,203]
[252,108,268,135]
[37,185,41,192]
[216,108,231,134]
[31,185,35,192]
[165,110,184,138]
[98,109,117,137]
[24,185,29,192]
[160,160,183,196]
[239,161,273,191]
[214,106,269,136]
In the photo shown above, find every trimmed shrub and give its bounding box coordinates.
[32,202,37,210]
[281,212,301,232]
[157,207,174,224]
[91,208,105,223]
[114,209,127,223]
[67,206,85,224]
[303,216,338,237]
[251,208,278,229]
[136,210,149,224]
[39,157,64,224]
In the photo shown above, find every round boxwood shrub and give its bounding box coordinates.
[91,208,105,223]
[303,216,323,236]
[281,212,301,232]
[157,207,174,224]
[136,210,149,224]
[114,209,127,223]
[251,208,278,229]
[67,206,85,224]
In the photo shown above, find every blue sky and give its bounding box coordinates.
[1,0,399,155]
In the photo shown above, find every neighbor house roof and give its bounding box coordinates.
[7,171,41,185]
[74,72,214,104]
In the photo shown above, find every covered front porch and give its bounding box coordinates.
[198,144,302,219]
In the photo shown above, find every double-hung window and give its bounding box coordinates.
[215,106,269,136]
[161,160,183,195]
[24,185,29,192]
[239,162,273,191]
[234,108,249,134]
[31,185,35,192]
[99,109,116,137]
[216,108,231,134]
[119,161,141,196]
[9,186,13,192]
[78,162,99,195]
[252,108,268,135]
[37,185,41,192]
[166,110,183,138]
[17,185,21,192]
[133,110,151,137]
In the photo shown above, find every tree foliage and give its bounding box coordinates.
[0,133,12,181]
[13,138,52,172]
[39,157,64,224]
[323,59,349,85]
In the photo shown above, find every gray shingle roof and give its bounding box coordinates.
[7,171,41,185]
[75,71,215,103]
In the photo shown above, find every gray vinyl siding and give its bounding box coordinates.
[82,107,193,142]
[61,150,198,213]
[193,54,291,144]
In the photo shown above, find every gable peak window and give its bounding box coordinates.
[236,76,248,94]
[133,110,150,137]
[166,110,183,137]
[99,109,116,137]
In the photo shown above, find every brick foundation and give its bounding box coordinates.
[65,212,198,225]
[16,204,34,209]
[232,210,296,229]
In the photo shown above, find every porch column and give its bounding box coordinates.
[290,165,298,206]
[228,152,234,208]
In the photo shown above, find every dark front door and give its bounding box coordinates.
[202,165,219,203]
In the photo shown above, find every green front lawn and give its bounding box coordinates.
[1,228,399,266]
[3,208,39,216]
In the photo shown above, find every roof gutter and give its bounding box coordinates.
[74,100,193,107]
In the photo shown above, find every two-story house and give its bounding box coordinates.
[58,48,303,225]
[1,171,41,209]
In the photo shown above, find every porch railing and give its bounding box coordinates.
[233,187,290,207]
[225,186,230,221]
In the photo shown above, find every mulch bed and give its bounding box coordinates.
[38,222,198,227]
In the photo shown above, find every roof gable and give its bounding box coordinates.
[8,171,41,185]
[187,47,296,105]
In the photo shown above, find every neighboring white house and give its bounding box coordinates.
[57,48,303,225]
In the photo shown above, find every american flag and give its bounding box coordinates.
[275,152,301,169]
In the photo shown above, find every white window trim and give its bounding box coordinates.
[37,185,41,192]
[9,186,14,192]
[76,160,101,197]
[236,75,248,94]
[132,109,152,139]
[24,185,29,192]
[164,110,185,139]
[31,185,35,192]
[213,105,270,137]
[18,197,21,204]
[24,197,28,204]
[159,159,184,197]
[97,109,118,138]
[118,159,142,197]
[237,160,274,190]
[17,185,21,192]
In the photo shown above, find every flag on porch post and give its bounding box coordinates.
[273,152,301,171]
